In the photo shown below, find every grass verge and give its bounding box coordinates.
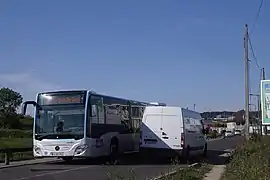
[105,163,212,180]
[0,137,33,163]
[222,135,270,180]
[159,163,212,180]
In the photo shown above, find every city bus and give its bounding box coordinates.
[22,90,155,163]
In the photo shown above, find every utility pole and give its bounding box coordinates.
[262,68,265,80]
[244,24,250,141]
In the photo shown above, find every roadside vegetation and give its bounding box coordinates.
[106,163,212,180]
[223,134,270,180]
[160,164,212,180]
[0,87,34,162]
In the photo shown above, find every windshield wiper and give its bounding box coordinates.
[35,132,82,140]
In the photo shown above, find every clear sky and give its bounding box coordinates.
[0,0,269,113]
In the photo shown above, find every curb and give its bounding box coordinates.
[0,158,62,170]
[150,162,200,180]
[203,149,234,180]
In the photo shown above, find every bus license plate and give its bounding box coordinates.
[50,152,64,156]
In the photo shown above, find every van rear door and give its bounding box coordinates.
[160,107,182,150]
[141,114,163,148]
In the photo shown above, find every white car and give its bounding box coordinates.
[225,131,234,137]
[235,130,241,135]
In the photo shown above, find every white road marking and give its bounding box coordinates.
[14,166,93,180]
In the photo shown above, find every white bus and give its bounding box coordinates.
[22,90,153,164]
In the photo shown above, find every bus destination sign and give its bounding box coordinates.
[39,93,85,105]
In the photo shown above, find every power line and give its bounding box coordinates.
[250,0,264,35]
[248,35,261,70]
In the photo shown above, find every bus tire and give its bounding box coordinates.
[109,138,119,165]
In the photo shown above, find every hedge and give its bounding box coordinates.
[223,135,270,180]
[0,129,32,138]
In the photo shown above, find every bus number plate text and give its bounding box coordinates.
[50,152,64,156]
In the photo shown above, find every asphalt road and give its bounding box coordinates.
[0,136,244,180]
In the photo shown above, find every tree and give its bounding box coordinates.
[0,87,23,128]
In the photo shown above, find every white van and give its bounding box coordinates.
[140,106,207,160]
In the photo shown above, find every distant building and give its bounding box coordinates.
[203,120,214,128]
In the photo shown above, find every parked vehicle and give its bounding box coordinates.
[235,130,241,135]
[225,130,234,137]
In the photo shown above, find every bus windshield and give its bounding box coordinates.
[35,91,86,140]
[35,105,85,140]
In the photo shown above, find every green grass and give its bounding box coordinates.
[0,137,33,163]
[222,135,270,180]
[105,164,212,180]
[0,137,32,149]
[160,164,212,180]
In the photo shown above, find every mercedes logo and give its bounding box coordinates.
[55,146,60,151]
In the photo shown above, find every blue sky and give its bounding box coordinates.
[0,0,269,112]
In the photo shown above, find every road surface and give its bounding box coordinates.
[0,136,244,180]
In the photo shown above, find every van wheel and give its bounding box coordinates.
[180,146,190,164]
[203,143,208,157]
[109,141,119,165]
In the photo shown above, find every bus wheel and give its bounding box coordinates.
[109,141,119,165]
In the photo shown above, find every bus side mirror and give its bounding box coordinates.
[21,101,38,115]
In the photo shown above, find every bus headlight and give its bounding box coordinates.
[74,144,88,154]
[33,145,41,155]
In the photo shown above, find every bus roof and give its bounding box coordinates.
[37,89,150,105]
[38,90,87,95]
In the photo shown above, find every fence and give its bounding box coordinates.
[0,148,32,165]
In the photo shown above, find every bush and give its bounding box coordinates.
[0,129,32,138]
[207,130,218,139]
[223,136,270,180]
[0,137,32,149]
[19,116,34,130]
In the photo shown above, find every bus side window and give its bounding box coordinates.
[92,105,97,117]
[132,106,140,118]
[90,95,103,124]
